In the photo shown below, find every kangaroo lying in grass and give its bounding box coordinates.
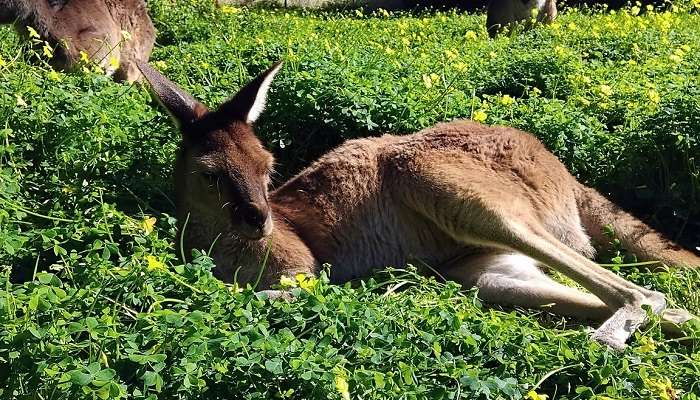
[137,61,700,350]
[0,0,154,82]
[486,0,557,38]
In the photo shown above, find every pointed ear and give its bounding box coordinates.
[216,61,283,124]
[136,61,207,126]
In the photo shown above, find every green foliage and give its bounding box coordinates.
[1,2,700,399]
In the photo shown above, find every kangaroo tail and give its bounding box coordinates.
[576,184,700,269]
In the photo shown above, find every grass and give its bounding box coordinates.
[1,0,700,398]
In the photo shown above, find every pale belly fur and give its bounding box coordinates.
[321,189,469,282]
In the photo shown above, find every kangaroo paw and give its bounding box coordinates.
[258,289,294,302]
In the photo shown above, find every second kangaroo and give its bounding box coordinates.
[137,61,700,350]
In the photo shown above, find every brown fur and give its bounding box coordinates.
[1,0,154,82]
[487,0,557,38]
[137,61,700,350]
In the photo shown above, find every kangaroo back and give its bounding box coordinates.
[576,185,700,268]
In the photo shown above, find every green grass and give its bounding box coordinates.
[1,1,700,398]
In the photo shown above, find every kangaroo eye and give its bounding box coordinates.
[202,172,218,185]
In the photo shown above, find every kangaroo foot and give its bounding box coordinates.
[591,305,650,350]
[258,289,294,302]
[660,308,698,337]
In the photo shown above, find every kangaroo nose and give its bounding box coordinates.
[238,202,273,240]
[242,203,269,229]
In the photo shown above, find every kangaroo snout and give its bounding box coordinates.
[237,202,273,240]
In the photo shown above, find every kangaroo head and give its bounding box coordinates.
[50,0,121,74]
[4,0,122,75]
[137,61,282,241]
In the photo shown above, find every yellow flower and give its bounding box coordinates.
[422,74,433,89]
[669,54,682,63]
[0,55,5,67]
[120,30,132,41]
[154,60,167,70]
[279,275,297,288]
[334,373,351,400]
[637,336,657,353]
[109,56,120,70]
[141,216,156,235]
[647,89,661,104]
[473,110,487,123]
[296,273,318,291]
[454,61,468,72]
[500,94,515,106]
[465,30,477,40]
[221,5,240,14]
[146,255,166,271]
[599,84,614,97]
[27,26,40,39]
[49,70,61,81]
[79,51,90,63]
[644,377,676,400]
[15,95,27,107]
[526,390,549,400]
[42,44,53,59]
[532,87,542,96]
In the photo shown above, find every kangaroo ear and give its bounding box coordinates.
[136,61,207,126]
[216,61,283,124]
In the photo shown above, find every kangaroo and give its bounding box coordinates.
[486,0,557,38]
[0,0,155,82]
[136,60,700,350]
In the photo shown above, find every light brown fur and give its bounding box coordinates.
[1,0,154,81]
[486,0,557,38]
[137,61,700,350]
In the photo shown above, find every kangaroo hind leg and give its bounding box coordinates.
[402,161,668,349]
[440,252,611,320]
